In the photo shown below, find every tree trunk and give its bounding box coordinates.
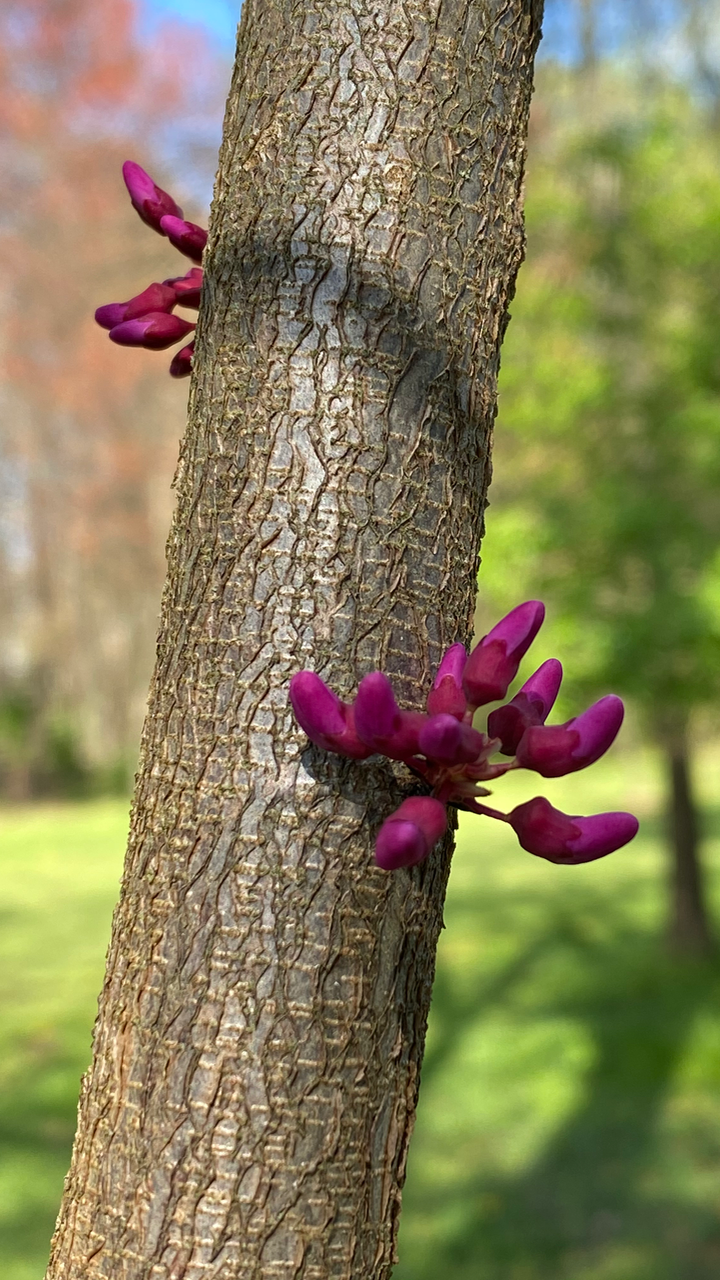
[578,0,597,71]
[667,732,713,956]
[46,2,543,1276]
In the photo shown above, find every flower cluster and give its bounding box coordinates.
[95,162,206,378]
[289,602,639,871]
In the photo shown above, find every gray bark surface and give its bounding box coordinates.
[47,1,543,1276]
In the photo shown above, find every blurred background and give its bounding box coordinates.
[2,0,720,1276]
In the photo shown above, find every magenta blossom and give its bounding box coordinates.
[487,658,563,755]
[109,312,195,351]
[94,162,205,377]
[169,344,195,379]
[122,160,183,231]
[159,215,208,263]
[376,797,448,871]
[462,600,545,707]
[289,602,638,870]
[509,796,638,865]
[289,671,373,760]
[515,694,625,777]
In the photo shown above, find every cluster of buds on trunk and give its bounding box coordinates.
[95,163,206,378]
[290,602,639,870]
[96,177,637,872]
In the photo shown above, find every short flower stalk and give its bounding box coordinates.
[95,162,206,377]
[289,602,639,871]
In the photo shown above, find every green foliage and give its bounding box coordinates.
[0,689,132,801]
[483,70,720,728]
[0,693,35,748]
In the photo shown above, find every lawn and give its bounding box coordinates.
[0,802,128,1280]
[2,749,720,1279]
[396,750,720,1280]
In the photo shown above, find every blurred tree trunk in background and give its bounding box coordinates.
[0,0,225,795]
[577,0,597,70]
[666,728,713,956]
[46,0,543,1275]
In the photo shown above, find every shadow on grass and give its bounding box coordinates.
[399,910,720,1280]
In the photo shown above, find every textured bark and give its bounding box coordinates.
[666,734,713,956]
[47,2,543,1276]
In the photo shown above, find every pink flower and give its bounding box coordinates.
[95,301,131,330]
[109,312,195,351]
[290,602,638,871]
[417,714,487,767]
[159,215,208,263]
[95,282,177,331]
[515,695,625,778]
[169,343,195,378]
[463,601,545,708]
[426,643,468,719]
[353,672,426,761]
[95,163,206,377]
[509,796,639,864]
[289,672,373,760]
[487,658,563,756]
[122,161,183,232]
[165,268,203,309]
[375,797,448,870]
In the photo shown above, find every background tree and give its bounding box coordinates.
[480,65,720,953]
[45,0,544,1275]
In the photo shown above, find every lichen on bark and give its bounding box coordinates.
[47,1,544,1276]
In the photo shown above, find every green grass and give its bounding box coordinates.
[0,801,128,1280]
[3,753,720,1278]
[396,750,720,1280]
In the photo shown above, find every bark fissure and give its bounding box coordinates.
[47,1,543,1276]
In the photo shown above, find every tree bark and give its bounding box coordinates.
[46,2,543,1276]
[667,731,713,956]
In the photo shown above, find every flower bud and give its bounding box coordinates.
[463,601,545,708]
[95,302,129,330]
[123,282,177,320]
[509,795,638,864]
[375,796,448,870]
[427,643,467,718]
[515,694,624,778]
[487,658,563,756]
[354,672,425,760]
[169,343,194,378]
[159,215,208,263]
[289,672,373,759]
[96,283,177,331]
[122,161,183,233]
[164,267,204,309]
[109,312,195,351]
[418,714,486,766]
